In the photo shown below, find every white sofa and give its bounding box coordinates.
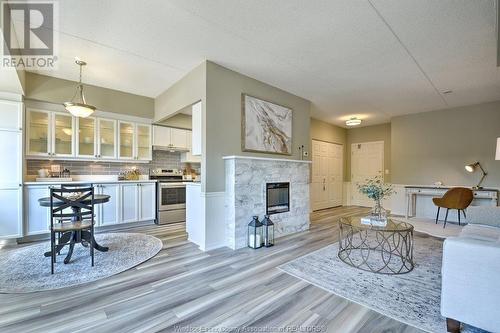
[441,206,500,333]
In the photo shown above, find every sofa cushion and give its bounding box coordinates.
[459,224,500,242]
[467,206,500,228]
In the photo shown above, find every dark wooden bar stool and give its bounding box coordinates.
[49,184,95,274]
[432,187,473,228]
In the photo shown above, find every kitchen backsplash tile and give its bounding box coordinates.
[26,151,200,176]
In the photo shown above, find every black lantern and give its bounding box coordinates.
[261,215,275,247]
[248,216,263,249]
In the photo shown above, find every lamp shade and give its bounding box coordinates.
[496,138,500,160]
[63,102,95,118]
[465,163,477,173]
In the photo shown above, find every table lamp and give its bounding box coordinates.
[465,162,487,189]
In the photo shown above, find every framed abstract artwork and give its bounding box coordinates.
[241,94,292,155]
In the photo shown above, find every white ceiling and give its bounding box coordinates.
[17,0,500,127]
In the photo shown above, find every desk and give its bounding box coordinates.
[405,186,498,219]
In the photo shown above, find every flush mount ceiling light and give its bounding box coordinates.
[345,117,362,126]
[63,59,96,118]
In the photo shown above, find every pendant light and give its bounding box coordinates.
[63,59,96,118]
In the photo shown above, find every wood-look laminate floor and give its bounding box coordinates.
[0,207,423,333]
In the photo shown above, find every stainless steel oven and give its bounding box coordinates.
[151,169,187,225]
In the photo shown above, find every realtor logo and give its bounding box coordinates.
[1,0,58,69]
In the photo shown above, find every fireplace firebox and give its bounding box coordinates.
[266,182,290,215]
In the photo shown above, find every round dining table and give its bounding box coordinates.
[38,194,110,264]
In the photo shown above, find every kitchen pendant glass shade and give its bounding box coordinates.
[63,59,96,118]
[346,117,361,126]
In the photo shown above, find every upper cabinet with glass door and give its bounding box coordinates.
[26,109,51,156]
[76,117,96,158]
[119,121,134,160]
[52,113,74,157]
[97,118,116,159]
[136,124,151,160]
[26,108,151,162]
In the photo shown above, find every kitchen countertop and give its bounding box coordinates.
[24,179,158,186]
[184,181,201,186]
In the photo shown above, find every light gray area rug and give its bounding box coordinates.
[397,217,463,239]
[0,233,162,293]
[279,235,487,333]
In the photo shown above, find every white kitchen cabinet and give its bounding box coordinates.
[97,118,117,159]
[96,183,119,226]
[153,125,171,147]
[0,130,22,186]
[0,99,23,238]
[136,124,152,161]
[26,108,151,162]
[152,125,188,149]
[0,188,22,238]
[52,112,75,158]
[76,116,96,158]
[25,185,50,235]
[118,121,135,160]
[180,130,201,163]
[26,109,51,157]
[119,182,155,223]
[138,183,156,221]
[120,183,139,223]
[191,101,202,155]
[0,99,22,131]
[26,109,75,158]
[170,128,187,148]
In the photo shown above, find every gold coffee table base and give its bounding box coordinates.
[338,216,414,275]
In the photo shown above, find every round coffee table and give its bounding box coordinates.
[338,216,414,275]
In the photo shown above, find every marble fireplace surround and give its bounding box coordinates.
[224,155,311,249]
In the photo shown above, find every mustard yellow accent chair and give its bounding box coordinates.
[432,187,474,228]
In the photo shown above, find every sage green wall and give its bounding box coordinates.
[392,101,500,187]
[154,62,206,122]
[346,123,391,182]
[159,113,192,129]
[310,117,347,144]
[310,117,347,180]
[205,61,311,192]
[25,72,154,118]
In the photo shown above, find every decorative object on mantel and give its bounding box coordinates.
[241,94,292,155]
[357,176,395,226]
[63,58,96,118]
[465,161,487,189]
[261,215,274,247]
[248,216,263,249]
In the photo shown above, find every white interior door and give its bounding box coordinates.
[311,140,343,211]
[351,141,384,207]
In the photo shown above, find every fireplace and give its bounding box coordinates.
[266,182,290,215]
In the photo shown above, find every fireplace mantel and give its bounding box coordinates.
[223,155,312,164]
[224,156,310,249]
